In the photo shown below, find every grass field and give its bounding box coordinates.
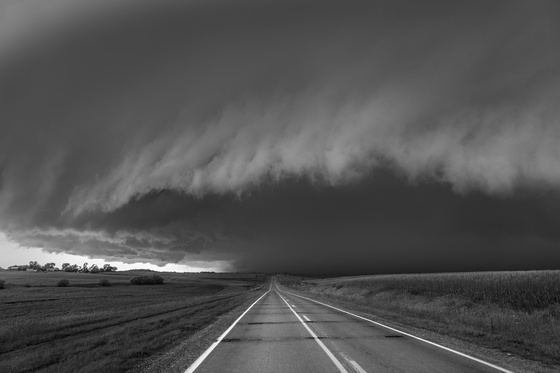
[278,270,560,366]
[0,270,267,373]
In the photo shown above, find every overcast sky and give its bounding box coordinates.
[1,0,560,275]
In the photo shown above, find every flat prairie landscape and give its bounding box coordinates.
[0,271,266,373]
[279,270,560,370]
[2,270,560,373]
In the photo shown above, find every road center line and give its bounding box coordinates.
[303,315,311,322]
[277,291,349,373]
[184,281,272,373]
[282,289,515,373]
[349,359,368,373]
[340,352,368,373]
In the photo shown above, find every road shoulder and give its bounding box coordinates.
[134,291,265,373]
[280,287,559,373]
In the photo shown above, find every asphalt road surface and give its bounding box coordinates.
[186,278,514,373]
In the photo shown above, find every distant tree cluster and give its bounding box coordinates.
[130,274,164,285]
[61,262,117,273]
[7,261,117,273]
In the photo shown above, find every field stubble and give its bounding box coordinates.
[0,271,266,373]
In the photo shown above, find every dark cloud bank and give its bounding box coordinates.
[1,0,560,274]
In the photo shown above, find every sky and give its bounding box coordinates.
[1,0,560,275]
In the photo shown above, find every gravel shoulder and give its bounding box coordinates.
[134,290,264,373]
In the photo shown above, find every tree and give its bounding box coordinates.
[89,264,99,273]
[81,262,89,273]
[103,264,117,272]
[62,263,70,270]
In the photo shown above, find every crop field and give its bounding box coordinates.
[0,271,267,373]
[279,270,560,366]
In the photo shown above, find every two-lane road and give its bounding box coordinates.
[186,278,513,373]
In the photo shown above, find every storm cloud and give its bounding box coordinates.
[1,0,560,273]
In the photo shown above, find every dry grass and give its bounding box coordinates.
[279,270,560,365]
[0,271,266,373]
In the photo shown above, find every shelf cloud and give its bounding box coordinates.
[1,0,560,273]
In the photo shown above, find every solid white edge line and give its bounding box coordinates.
[276,290,349,373]
[281,289,515,373]
[184,281,272,373]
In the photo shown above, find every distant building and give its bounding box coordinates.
[8,265,19,271]
[26,268,37,272]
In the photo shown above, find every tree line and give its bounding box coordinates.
[8,261,117,273]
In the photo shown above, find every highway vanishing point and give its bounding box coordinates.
[185,277,515,373]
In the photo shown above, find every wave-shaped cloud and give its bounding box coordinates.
[1,0,560,269]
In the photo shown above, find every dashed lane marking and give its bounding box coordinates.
[281,289,515,373]
[277,291,349,373]
[349,359,368,373]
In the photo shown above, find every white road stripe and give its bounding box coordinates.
[349,359,368,373]
[282,289,515,373]
[277,291,349,373]
[303,315,311,322]
[184,280,272,373]
[340,352,368,373]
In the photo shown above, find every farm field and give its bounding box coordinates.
[0,271,267,373]
[278,270,560,369]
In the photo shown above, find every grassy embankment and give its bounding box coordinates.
[0,271,267,373]
[279,270,560,366]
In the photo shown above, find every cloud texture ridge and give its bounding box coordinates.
[1,0,560,269]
